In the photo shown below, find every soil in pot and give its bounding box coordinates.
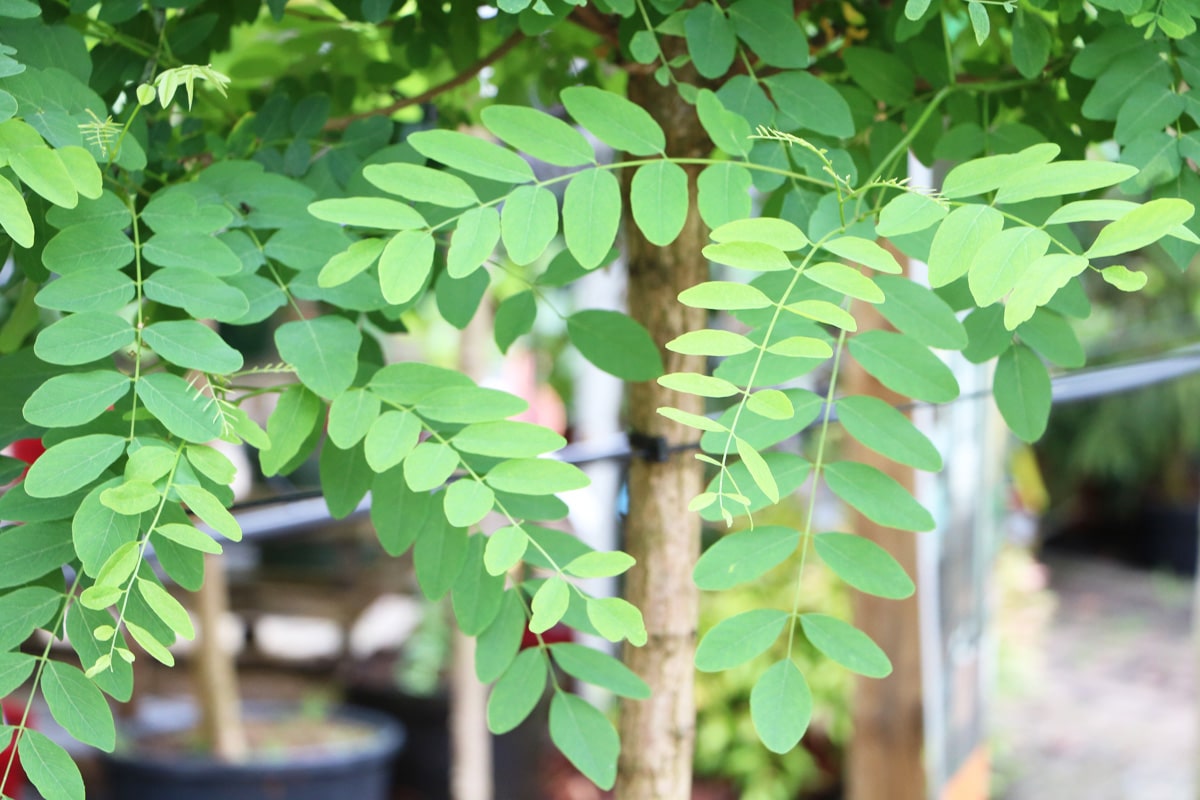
[101,701,402,800]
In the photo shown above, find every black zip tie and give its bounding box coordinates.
[627,432,671,463]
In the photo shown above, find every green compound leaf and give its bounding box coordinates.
[875,192,947,237]
[19,729,85,800]
[142,320,244,373]
[451,534,505,635]
[1005,254,1090,330]
[693,525,799,590]
[874,275,967,351]
[448,206,501,279]
[484,524,528,576]
[994,160,1139,205]
[494,289,536,353]
[968,227,1051,308]
[363,162,478,208]
[487,647,547,734]
[307,197,426,230]
[481,105,595,167]
[992,343,1051,443]
[36,270,135,314]
[101,481,158,516]
[328,388,381,449]
[409,129,536,184]
[1017,309,1084,368]
[476,589,526,682]
[154,522,221,555]
[667,329,755,356]
[564,550,635,579]
[261,384,321,477]
[404,441,459,493]
[416,386,528,423]
[728,0,810,69]
[783,300,857,331]
[848,330,959,404]
[186,445,236,486]
[695,608,789,672]
[750,659,813,754]
[566,309,663,381]
[711,217,809,250]
[43,659,116,750]
[821,236,902,274]
[444,479,495,528]
[136,372,222,443]
[142,268,249,323]
[695,89,751,157]
[74,481,140,576]
[530,576,570,633]
[42,222,135,275]
[275,316,361,399]
[704,240,792,272]
[25,434,125,499]
[1100,264,1148,291]
[800,613,892,678]
[814,532,915,599]
[137,577,194,640]
[12,146,77,208]
[586,596,647,646]
[0,587,61,651]
[0,174,33,247]
[23,370,130,428]
[746,388,794,420]
[763,71,853,137]
[451,420,565,458]
[630,160,689,247]
[685,4,738,78]
[844,46,915,106]
[549,693,620,791]
[550,642,650,699]
[413,511,468,600]
[141,232,242,276]
[1086,197,1194,258]
[927,204,1004,288]
[318,237,385,288]
[680,281,771,312]
[562,85,665,156]
[697,162,753,229]
[561,169,628,268]
[176,484,241,541]
[0,652,36,699]
[836,394,942,472]
[942,143,1058,198]
[34,312,134,366]
[364,409,421,473]
[657,372,741,398]
[501,185,558,266]
[485,458,589,495]
[823,460,935,532]
[0,522,74,589]
[378,229,436,305]
[804,262,883,303]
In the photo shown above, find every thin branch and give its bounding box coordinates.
[567,6,621,47]
[322,31,525,131]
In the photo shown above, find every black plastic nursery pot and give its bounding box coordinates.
[101,704,403,800]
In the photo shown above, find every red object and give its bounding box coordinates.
[1,700,28,798]
[8,438,45,481]
[520,622,573,650]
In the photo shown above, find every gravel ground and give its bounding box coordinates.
[993,552,1196,800]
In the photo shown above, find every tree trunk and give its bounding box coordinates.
[616,65,712,800]
[843,292,927,800]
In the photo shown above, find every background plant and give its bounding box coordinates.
[0,1,1198,799]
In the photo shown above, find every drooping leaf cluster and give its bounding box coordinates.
[0,0,1197,796]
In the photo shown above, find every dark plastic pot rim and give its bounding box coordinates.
[102,701,403,773]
